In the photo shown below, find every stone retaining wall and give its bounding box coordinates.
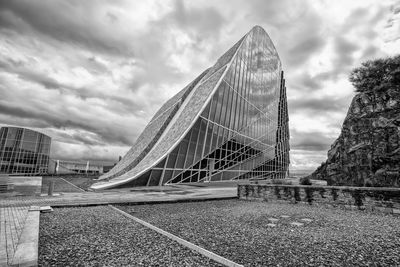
[237,184,400,215]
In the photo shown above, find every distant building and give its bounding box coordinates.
[92,25,290,190]
[0,126,51,175]
[48,160,104,175]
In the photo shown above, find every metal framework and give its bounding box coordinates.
[0,126,51,175]
[91,25,290,190]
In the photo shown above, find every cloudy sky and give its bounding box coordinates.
[0,0,399,172]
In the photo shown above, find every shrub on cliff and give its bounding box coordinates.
[349,55,400,93]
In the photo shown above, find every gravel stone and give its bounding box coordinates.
[268,218,279,223]
[118,199,400,267]
[39,206,222,266]
[290,222,304,227]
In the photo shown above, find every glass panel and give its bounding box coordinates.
[166,147,179,168]
[148,170,162,186]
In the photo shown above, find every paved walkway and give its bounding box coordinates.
[1,186,236,208]
[0,206,29,266]
[0,185,237,266]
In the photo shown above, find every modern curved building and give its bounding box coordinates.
[91,25,290,190]
[0,126,51,175]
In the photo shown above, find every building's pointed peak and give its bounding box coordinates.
[245,25,270,41]
[249,25,267,33]
[251,25,264,30]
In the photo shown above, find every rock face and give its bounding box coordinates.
[310,88,400,187]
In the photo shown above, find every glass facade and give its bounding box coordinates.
[0,127,51,175]
[93,26,290,189]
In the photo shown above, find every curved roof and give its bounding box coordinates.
[91,26,278,190]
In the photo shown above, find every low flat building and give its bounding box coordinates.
[48,160,104,175]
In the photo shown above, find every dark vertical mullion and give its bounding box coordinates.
[0,128,6,164]
[15,129,24,174]
[184,123,199,169]
[226,56,242,137]
[239,53,250,132]
[237,58,247,130]
[217,84,229,145]
[159,154,169,186]
[164,149,179,184]
[225,59,238,133]
[214,83,227,126]
[146,170,154,186]
[193,119,206,165]
[229,59,242,132]
[209,94,219,123]
[172,132,190,180]
[223,60,237,130]
[212,92,224,152]
[35,133,41,174]
[204,96,216,157]
[180,132,192,170]
[201,120,211,159]
[244,36,255,131]
[209,85,224,153]
[205,122,215,157]
[236,59,245,130]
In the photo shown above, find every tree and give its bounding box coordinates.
[349,55,400,93]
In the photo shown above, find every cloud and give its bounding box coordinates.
[0,100,132,146]
[333,36,359,69]
[290,129,335,152]
[169,0,226,37]
[0,0,398,172]
[288,36,327,67]
[289,95,350,114]
[0,0,133,55]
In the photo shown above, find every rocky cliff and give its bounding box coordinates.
[309,59,400,187]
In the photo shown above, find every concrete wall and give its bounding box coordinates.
[6,176,42,195]
[238,184,400,215]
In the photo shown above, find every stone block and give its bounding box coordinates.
[40,206,53,213]
[384,207,393,214]
[375,207,386,212]
[290,222,304,227]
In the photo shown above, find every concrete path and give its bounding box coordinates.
[0,185,236,266]
[0,205,29,267]
[1,186,236,208]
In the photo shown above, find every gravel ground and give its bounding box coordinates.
[39,206,222,266]
[118,200,400,267]
[41,177,82,193]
